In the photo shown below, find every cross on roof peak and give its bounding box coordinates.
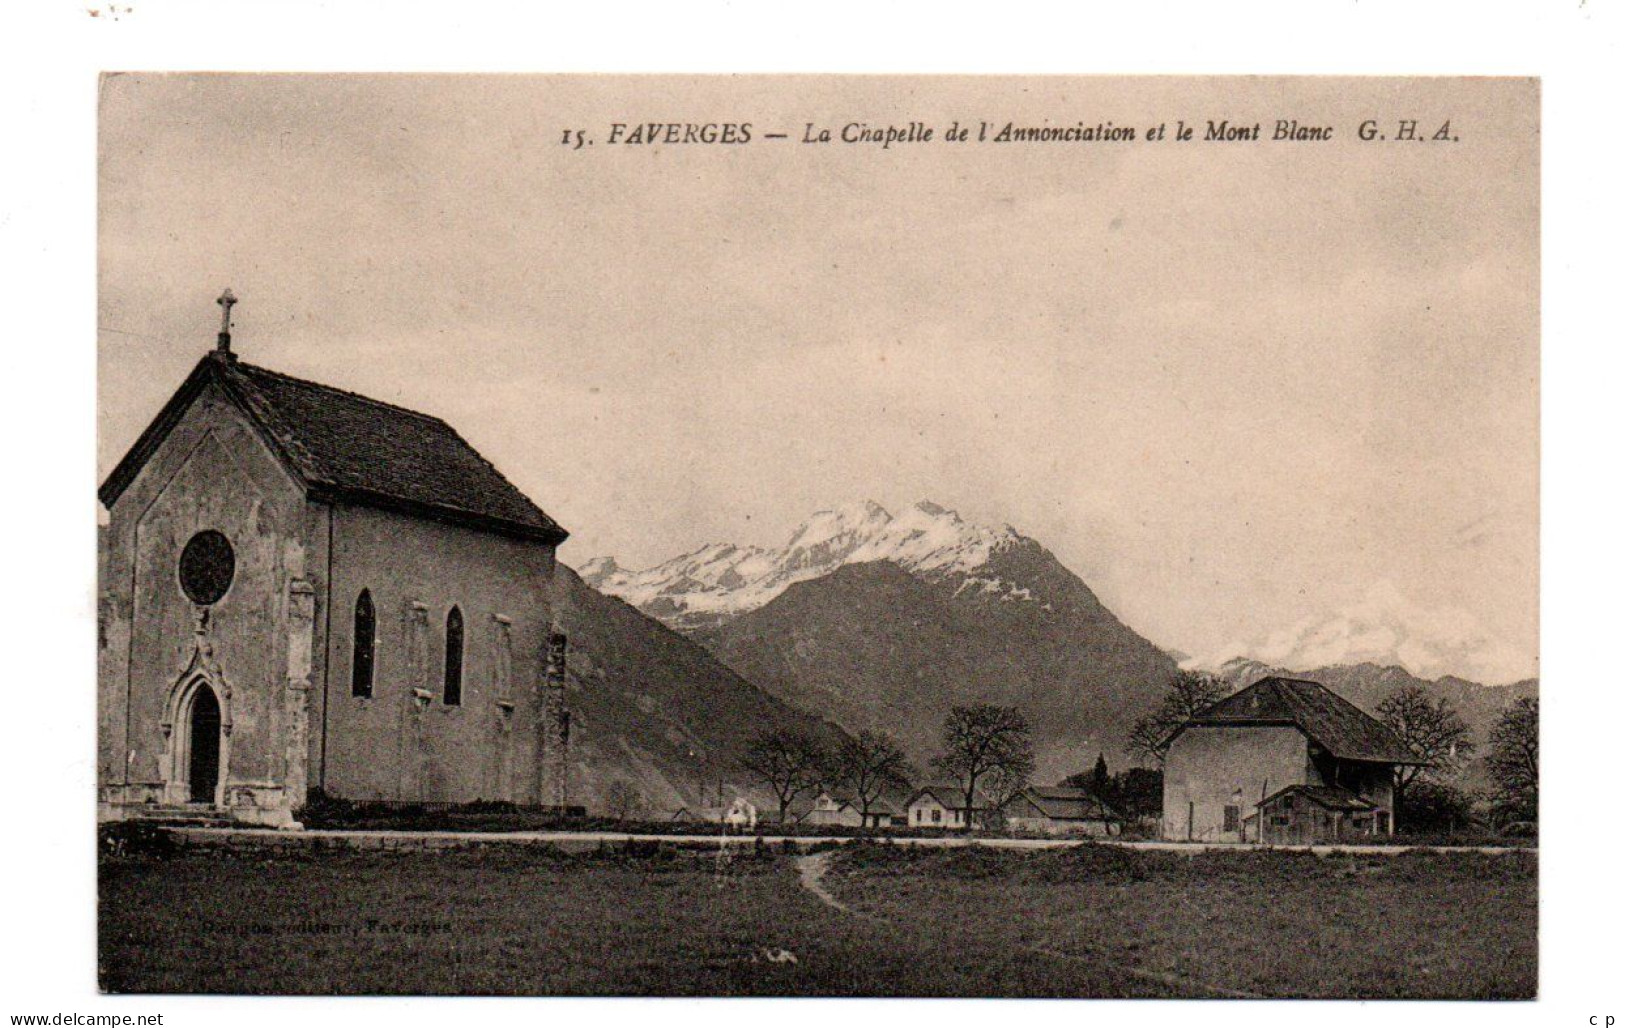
[215,288,238,358]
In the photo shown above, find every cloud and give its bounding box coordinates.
[1196,580,1534,685]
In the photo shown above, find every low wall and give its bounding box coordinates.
[149,827,1530,857]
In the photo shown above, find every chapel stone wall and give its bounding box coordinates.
[317,502,559,805]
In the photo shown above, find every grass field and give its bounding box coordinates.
[98,841,1536,998]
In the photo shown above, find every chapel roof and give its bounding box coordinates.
[100,352,569,545]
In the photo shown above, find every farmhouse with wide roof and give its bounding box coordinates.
[1160,676,1424,843]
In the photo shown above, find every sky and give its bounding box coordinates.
[97,75,1539,682]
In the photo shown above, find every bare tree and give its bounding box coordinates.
[930,704,1034,832]
[740,728,827,824]
[1128,670,1229,768]
[1485,697,1538,824]
[602,779,646,821]
[978,763,1031,830]
[829,729,912,827]
[1376,686,1475,811]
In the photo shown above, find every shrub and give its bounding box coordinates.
[294,791,585,832]
[99,821,178,859]
[1397,781,1479,836]
[292,788,359,826]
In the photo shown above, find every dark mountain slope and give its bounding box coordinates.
[697,551,1178,779]
[553,562,847,814]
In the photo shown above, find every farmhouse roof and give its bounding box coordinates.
[832,789,910,815]
[826,790,904,815]
[905,784,995,811]
[1256,784,1377,813]
[100,352,569,545]
[1007,786,1118,821]
[1173,676,1422,765]
[866,793,906,816]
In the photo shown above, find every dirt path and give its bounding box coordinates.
[792,851,1263,1000]
[795,852,854,914]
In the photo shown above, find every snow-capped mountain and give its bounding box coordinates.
[1184,581,1533,686]
[578,509,1531,775]
[582,500,1040,631]
[581,500,1178,775]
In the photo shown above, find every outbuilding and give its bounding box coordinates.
[1245,784,1382,845]
[1000,786,1118,837]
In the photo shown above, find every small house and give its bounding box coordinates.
[903,785,993,829]
[802,789,904,828]
[667,796,759,829]
[858,794,903,829]
[803,790,863,828]
[1245,785,1383,845]
[1000,785,1119,837]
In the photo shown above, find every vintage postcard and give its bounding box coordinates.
[96,74,1538,998]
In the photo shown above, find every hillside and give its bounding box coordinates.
[552,562,848,814]
[586,499,1533,785]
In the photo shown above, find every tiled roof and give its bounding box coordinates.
[1183,676,1422,765]
[100,353,568,544]
[1012,786,1117,821]
[906,784,995,811]
[1258,784,1377,813]
[827,789,905,815]
[865,794,905,816]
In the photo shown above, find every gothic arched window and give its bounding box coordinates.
[443,606,464,706]
[351,589,376,698]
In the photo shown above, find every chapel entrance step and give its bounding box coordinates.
[123,804,240,827]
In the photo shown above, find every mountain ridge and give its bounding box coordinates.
[581,501,1529,781]
[1183,581,1533,686]
[670,504,1179,777]
[582,500,1046,632]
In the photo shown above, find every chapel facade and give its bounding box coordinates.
[98,308,573,827]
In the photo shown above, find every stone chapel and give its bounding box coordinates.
[98,295,574,827]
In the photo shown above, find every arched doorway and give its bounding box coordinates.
[188,685,222,804]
